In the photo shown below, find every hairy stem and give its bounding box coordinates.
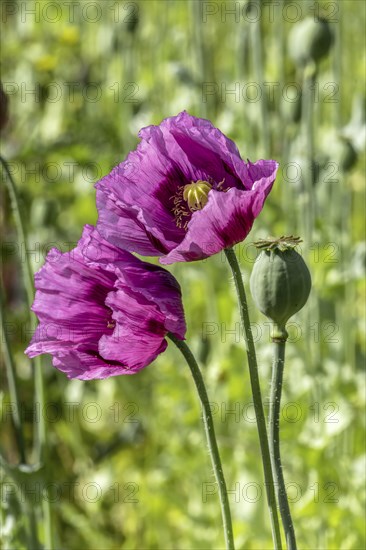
[224,247,282,549]
[269,340,297,550]
[168,333,235,550]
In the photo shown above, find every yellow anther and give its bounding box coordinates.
[183,180,212,211]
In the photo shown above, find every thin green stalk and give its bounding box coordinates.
[1,155,52,548]
[332,0,342,130]
[0,455,42,550]
[121,11,137,151]
[300,68,318,372]
[168,333,235,550]
[224,247,282,550]
[191,0,215,119]
[0,284,26,463]
[43,487,53,550]
[278,0,286,94]
[250,0,270,157]
[0,155,46,459]
[301,65,316,251]
[26,500,42,550]
[0,155,34,305]
[269,340,297,550]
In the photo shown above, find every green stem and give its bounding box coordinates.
[0,155,46,458]
[1,155,52,548]
[0,455,42,550]
[251,0,270,158]
[300,69,317,371]
[301,65,316,251]
[332,0,342,130]
[168,333,235,550]
[0,155,34,307]
[191,0,215,119]
[224,247,282,550]
[0,283,26,463]
[269,339,297,550]
[26,500,42,550]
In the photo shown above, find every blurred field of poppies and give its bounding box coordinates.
[1,1,365,549]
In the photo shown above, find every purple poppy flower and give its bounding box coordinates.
[25,225,186,380]
[96,111,279,264]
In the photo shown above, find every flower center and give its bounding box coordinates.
[182,180,212,211]
[171,178,226,230]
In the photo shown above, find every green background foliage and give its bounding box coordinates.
[1,1,365,548]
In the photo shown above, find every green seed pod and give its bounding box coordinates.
[288,17,333,66]
[250,237,312,341]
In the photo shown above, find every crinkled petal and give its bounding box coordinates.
[99,290,168,370]
[96,188,171,255]
[240,159,279,193]
[83,228,186,339]
[95,135,187,254]
[114,265,186,338]
[52,347,133,380]
[139,111,244,189]
[26,326,84,357]
[26,230,116,353]
[160,161,277,264]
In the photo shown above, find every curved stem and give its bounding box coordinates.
[168,333,235,550]
[269,340,297,550]
[0,155,46,460]
[1,155,52,548]
[224,247,282,550]
[0,282,26,463]
[0,155,34,307]
[0,455,42,550]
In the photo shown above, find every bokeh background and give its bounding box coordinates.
[1,0,365,549]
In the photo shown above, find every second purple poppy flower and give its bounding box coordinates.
[25,226,186,379]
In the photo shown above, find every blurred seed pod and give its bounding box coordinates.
[349,242,366,279]
[331,136,358,173]
[342,94,366,153]
[320,132,358,173]
[288,17,333,66]
[169,63,198,88]
[126,6,139,34]
[286,153,325,190]
[0,81,9,132]
[244,1,258,17]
